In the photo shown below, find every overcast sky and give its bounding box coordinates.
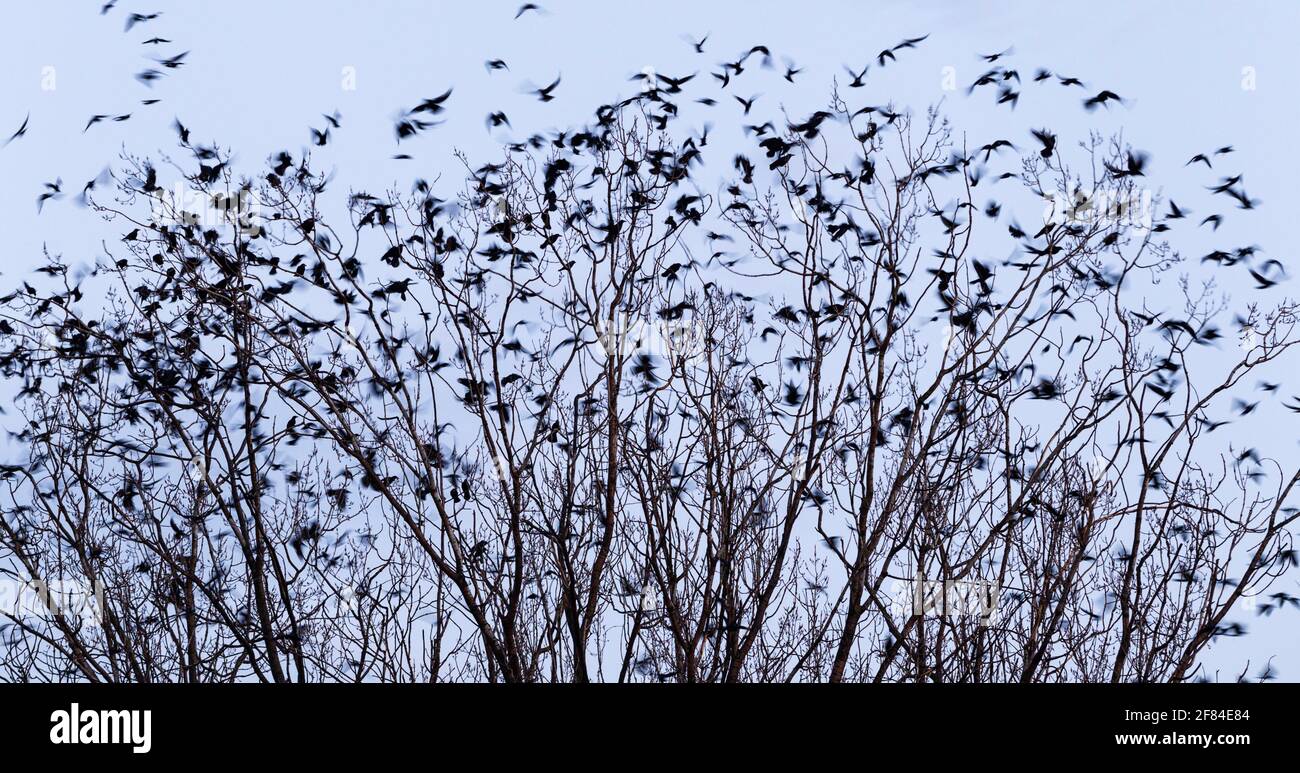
[1,0,1297,679]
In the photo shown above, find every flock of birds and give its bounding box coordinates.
[0,4,1288,496]
[0,13,1288,454]
[3,2,186,212]
[0,1,1266,255]
[1,3,1296,657]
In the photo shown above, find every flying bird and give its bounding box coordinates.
[135,68,165,86]
[1031,128,1056,158]
[4,113,30,146]
[155,51,189,69]
[844,64,869,88]
[411,88,453,115]
[124,11,161,32]
[1083,89,1124,111]
[530,75,561,102]
[734,94,759,115]
[36,178,63,213]
[981,46,1014,62]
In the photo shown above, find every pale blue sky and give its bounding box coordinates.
[1,0,1296,679]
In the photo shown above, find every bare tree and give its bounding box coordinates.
[1,78,1296,682]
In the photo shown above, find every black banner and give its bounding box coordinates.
[0,684,1284,761]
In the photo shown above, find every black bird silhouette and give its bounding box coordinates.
[36,178,63,213]
[135,68,164,86]
[1105,150,1148,178]
[530,75,561,102]
[980,139,1015,161]
[4,113,30,146]
[1083,89,1124,111]
[394,116,437,142]
[124,11,161,32]
[981,46,1014,62]
[1248,261,1285,289]
[155,51,189,69]
[1226,187,1259,210]
[411,88,453,115]
[77,167,113,206]
[893,34,929,50]
[876,35,928,67]
[631,354,659,383]
[844,64,869,88]
[514,3,542,19]
[655,72,696,93]
[1031,128,1056,158]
